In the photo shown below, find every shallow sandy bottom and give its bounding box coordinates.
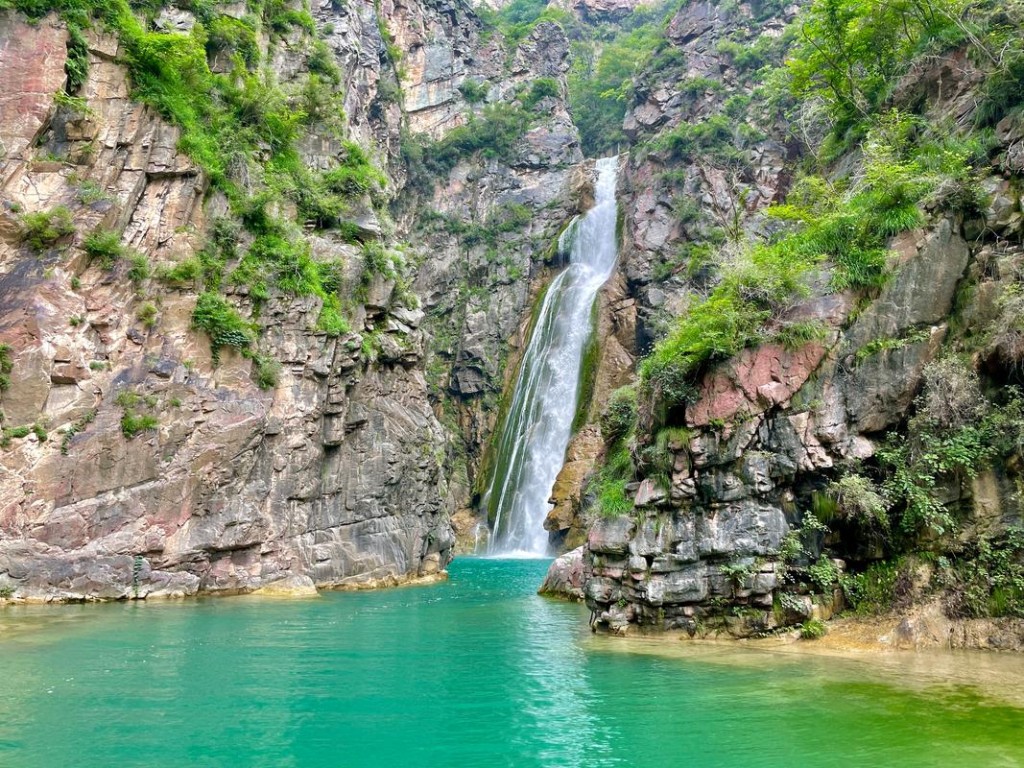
[587,624,1024,708]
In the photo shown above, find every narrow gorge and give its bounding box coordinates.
[2,0,1024,760]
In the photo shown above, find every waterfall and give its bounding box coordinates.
[483,156,620,556]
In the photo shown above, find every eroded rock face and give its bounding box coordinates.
[0,11,456,601]
[577,0,1024,635]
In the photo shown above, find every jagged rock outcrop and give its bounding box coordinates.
[0,7,458,600]
[560,0,1024,638]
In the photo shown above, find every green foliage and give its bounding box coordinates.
[720,560,756,592]
[878,359,1024,537]
[458,78,489,104]
[601,385,637,444]
[190,292,254,364]
[640,112,969,417]
[807,555,840,593]
[136,302,158,329]
[944,528,1024,619]
[423,104,532,177]
[0,344,12,392]
[841,558,914,615]
[521,77,559,110]
[0,423,40,449]
[205,13,259,66]
[655,115,747,165]
[65,21,90,93]
[573,309,600,434]
[114,388,160,437]
[774,320,829,350]
[565,4,676,155]
[82,228,123,268]
[854,328,931,364]
[252,354,281,390]
[594,441,635,518]
[20,206,75,252]
[826,473,890,530]
[127,252,150,285]
[785,0,963,140]
[800,619,828,639]
[120,411,159,438]
[76,180,110,205]
[306,38,340,84]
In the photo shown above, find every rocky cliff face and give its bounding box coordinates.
[0,0,620,598]
[573,0,1024,640]
[0,7,465,600]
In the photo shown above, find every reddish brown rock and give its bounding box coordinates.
[0,14,67,161]
[687,343,827,427]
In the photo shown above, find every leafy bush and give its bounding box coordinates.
[800,619,827,639]
[458,78,489,104]
[0,344,12,392]
[20,206,74,252]
[205,14,259,66]
[127,252,151,285]
[120,411,158,438]
[841,558,915,615]
[137,302,158,329]
[943,528,1024,619]
[785,0,962,140]
[415,104,532,179]
[601,386,637,443]
[826,474,890,531]
[877,360,1024,537]
[640,112,967,419]
[252,354,282,390]
[593,441,635,518]
[521,77,559,110]
[83,228,124,268]
[656,115,747,165]
[190,292,254,363]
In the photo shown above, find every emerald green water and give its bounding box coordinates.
[2,558,1023,767]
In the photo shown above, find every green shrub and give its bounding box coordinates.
[252,354,281,390]
[800,619,827,639]
[522,77,559,109]
[841,558,914,615]
[83,228,124,268]
[120,411,159,438]
[205,14,260,66]
[640,112,966,419]
[0,344,12,392]
[601,386,637,444]
[20,206,74,252]
[127,252,151,284]
[458,78,489,104]
[158,257,204,287]
[416,104,532,179]
[137,302,158,329]
[785,0,963,139]
[593,441,635,518]
[826,474,890,531]
[190,292,254,363]
[655,115,746,165]
[944,528,1024,619]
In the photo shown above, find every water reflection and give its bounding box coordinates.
[1,559,1023,768]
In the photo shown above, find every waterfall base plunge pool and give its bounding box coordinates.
[1,557,1022,767]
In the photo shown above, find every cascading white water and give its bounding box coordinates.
[483,156,620,556]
